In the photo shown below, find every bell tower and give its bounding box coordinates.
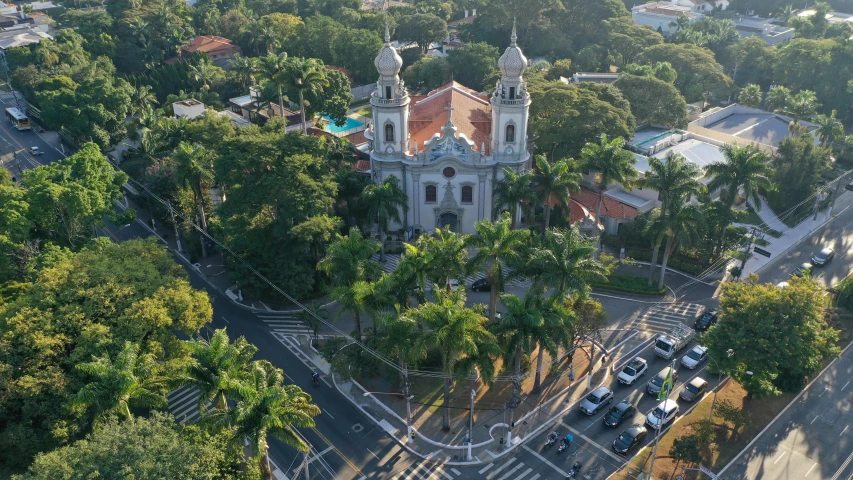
[371,24,410,156]
[490,21,530,163]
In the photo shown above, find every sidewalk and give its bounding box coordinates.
[738,191,853,278]
[279,328,644,465]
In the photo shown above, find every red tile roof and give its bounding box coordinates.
[183,36,241,56]
[326,65,354,83]
[353,160,370,172]
[409,81,491,155]
[573,187,638,220]
[345,130,368,145]
[569,199,590,224]
[448,15,477,27]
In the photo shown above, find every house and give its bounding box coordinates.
[0,12,32,28]
[447,9,476,41]
[688,103,817,153]
[228,86,303,127]
[172,99,206,119]
[181,36,241,68]
[631,2,704,35]
[670,0,729,12]
[734,15,794,46]
[561,72,620,84]
[0,25,51,50]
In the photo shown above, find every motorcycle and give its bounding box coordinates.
[566,461,582,479]
[557,438,568,454]
[545,432,559,449]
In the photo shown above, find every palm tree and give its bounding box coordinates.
[259,52,290,132]
[189,57,218,91]
[285,57,329,134]
[532,155,581,231]
[182,328,257,415]
[493,167,535,230]
[73,341,167,427]
[130,84,159,117]
[173,142,215,257]
[396,241,432,306]
[705,144,772,251]
[491,291,544,413]
[212,360,320,480]
[530,296,574,393]
[407,289,497,430]
[654,203,703,289]
[376,313,423,394]
[34,40,60,69]
[362,176,408,263]
[230,55,258,90]
[580,134,638,233]
[421,226,469,292]
[530,226,609,296]
[466,214,530,323]
[781,90,820,135]
[296,301,329,347]
[642,152,703,285]
[317,227,381,288]
[814,110,844,146]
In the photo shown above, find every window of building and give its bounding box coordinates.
[461,185,473,203]
[505,124,515,143]
[425,185,437,203]
[385,86,392,99]
[443,167,456,178]
[385,123,394,142]
[509,86,515,99]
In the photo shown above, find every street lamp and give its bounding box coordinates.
[708,348,752,421]
[363,391,415,442]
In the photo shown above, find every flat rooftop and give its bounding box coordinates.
[704,113,794,148]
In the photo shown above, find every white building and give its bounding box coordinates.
[364,24,531,235]
[631,2,704,35]
[172,99,206,119]
[670,0,729,12]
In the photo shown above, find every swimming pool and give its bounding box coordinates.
[322,116,364,134]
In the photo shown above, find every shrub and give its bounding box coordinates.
[591,273,667,295]
[669,433,702,464]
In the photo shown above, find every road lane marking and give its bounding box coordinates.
[806,462,818,476]
[478,463,494,474]
[324,410,334,419]
[366,448,379,460]
[559,421,625,462]
[377,444,402,467]
[842,381,850,391]
[306,446,333,465]
[773,451,787,464]
[434,466,453,480]
[528,475,541,480]
[811,415,819,424]
[842,425,849,436]
[450,468,461,475]
[496,462,525,480]
[485,458,516,479]
[831,449,853,480]
[521,445,568,477]
[221,316,229,323]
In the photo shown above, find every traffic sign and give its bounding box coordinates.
[753,247,771,258]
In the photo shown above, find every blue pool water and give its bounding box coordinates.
[322,116,364,134]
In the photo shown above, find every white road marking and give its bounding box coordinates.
[324,410,334,419]
[811,415,819,424]
[842,381,850,391]
[434,466,453,480]
[377,444,402,467]
[366,448,379,460]
[560,422,625,462]
[831,449,853,480]
[478,463,495,474]
[450,468,461,475]
[806,462,818,476]
[485,458,516,479]
[528,475,541,480]
[842,425,849,436]
[221,316,229,323]
[306,446,333,465]
[496,462,525,480]
[773,451,787,464]
[521,445,569,477]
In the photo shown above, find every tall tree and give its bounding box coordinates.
[636,43,734,102]
[362,176,408,263]
[491,291,544,411]
[642,152,703,285]
[73,341,168,427]
[580,134,638,230]
[407,289,497,430]
[705,144,772,251]
[285,57,328,134]
[182,328,258,415]
[259,52,290,132]
[531,155,581,231]
[492,167,536,230]
[738,84,763,108]
[420,226,469,292]
[653,202,702,289]
[466,215,530,323]
[613,73,688,128]
[317,227,381,288]
[779,89,820,135]
[172,142,214,257]
[397,13,448,53]
[130,84,159,116]
[814,109,844,146]
[530,226,609,296]
[230,54,258,89]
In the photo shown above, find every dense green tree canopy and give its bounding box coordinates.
[703,277,839,398]
[397,13,447,53]
[766,135,833,213]
[403,56,452,91]
[446,42,500,92]
[637,43,734,103]
[614,73,688,128]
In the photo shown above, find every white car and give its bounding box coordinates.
[645,399,679,430]
[617,357,648,385]
[681,345,708,370]
[29,146,43,156]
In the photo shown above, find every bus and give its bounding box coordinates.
[5,107,30,131]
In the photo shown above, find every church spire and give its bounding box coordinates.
[510,18,517,47]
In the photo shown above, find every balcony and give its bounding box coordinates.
[494,97,525,106]
[371,94,404,105]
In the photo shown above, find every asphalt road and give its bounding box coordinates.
[720,344,853,480]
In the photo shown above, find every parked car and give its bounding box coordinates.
[617,357,648,385]
[681,345,708,370]
[812,247,835,266]
[680,377,708,402]
[29,146,43,156]
[482,309,502,321]
[694,309,718,331]
[646,399,679,430]
[447,279,460,291]
[793,262,813,278]
[603,401,636,427]
[612,424,648,455]
[471,278,490,292]
[845,182,853,192]
[647,366,678,396]
[579,386,613,415]
[776,281,789,288]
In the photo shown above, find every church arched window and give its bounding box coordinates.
[385,123,394,142]
[461,186,473,204]
[505,124,515,143]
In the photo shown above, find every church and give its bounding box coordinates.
[363,24,532,236]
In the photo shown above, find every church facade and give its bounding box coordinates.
[363,25,532,235]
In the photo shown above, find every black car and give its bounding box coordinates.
[471,278,491,292]
[612,424,648,455]
[694,310,718,331]
[603,401,636,427]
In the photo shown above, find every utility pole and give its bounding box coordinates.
[829,170,853,217]
[168,200,183,253]
[739,226,763,276]
[813,190,826,220]
[403,365,413,442]
[302,451,309,480]
[649,359,676,478]
[587,340,596,390]
[468,387,475,460]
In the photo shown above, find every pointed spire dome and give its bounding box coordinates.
[375,19,403,78]
[498,18,527,79]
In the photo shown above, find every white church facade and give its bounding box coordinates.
[364,25,532,235]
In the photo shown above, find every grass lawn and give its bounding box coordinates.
[591,274,667,296]
[356,107,372,118]
[739,207,783,238]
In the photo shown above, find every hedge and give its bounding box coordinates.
[591,273,668,296]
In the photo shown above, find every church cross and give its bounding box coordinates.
[444,102,454,123]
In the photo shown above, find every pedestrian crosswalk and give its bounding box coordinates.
[478,457,541,480]
[371,254,529,291]
[626,302,703,334]
[258,312,314,337]
[393,462,461,480]
[167,386,214,424]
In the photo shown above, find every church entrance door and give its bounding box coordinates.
[438,212,458,232]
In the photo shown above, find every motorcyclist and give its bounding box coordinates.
[545,432,558,447]
[567,461,582,478]
[312,372,320,384]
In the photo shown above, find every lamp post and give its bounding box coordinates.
[363,391,414,441]
[708,348,752,421]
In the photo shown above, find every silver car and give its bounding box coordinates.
[812,248,835,266]
[579,386,613,415]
